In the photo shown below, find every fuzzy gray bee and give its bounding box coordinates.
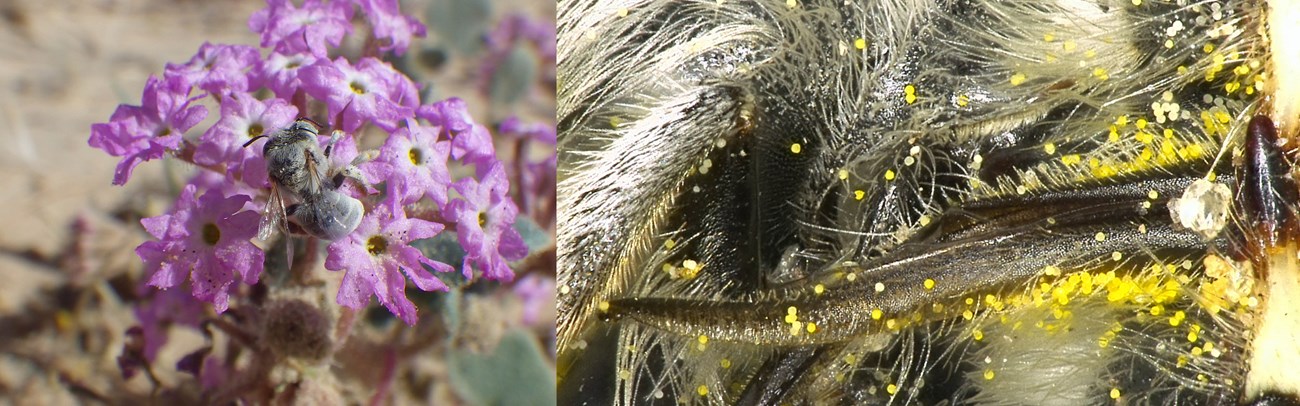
[245,118,369,241]
[559,0,1300,405]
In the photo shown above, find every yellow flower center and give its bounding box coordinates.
[247,123,264,138]
[366,235,388,256]
[477,212,487,227]
[350,81,367,95]
[408,147,423,165]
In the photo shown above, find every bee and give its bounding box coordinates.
[558,0,1300,405]
[244,118,369,242]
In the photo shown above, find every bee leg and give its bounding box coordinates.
[323,130,345,159]
[735,346,826,406]
[350,150,379,166]
[606,178,1215,346]
[331,166,373,192]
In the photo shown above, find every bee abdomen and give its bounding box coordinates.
[292,190,364,240]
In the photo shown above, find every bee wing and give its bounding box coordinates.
[258,182,289,241]
[301,145,327,196]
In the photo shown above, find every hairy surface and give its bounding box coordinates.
[559,0,1293,404]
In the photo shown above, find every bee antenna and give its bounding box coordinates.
[298,117,324,129]
[243,134,269,148]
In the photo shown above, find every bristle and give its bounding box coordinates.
[559,0,1287,404]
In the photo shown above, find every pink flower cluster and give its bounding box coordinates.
[89,0,529,326]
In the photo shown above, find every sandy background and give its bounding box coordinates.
[0,0,554,403]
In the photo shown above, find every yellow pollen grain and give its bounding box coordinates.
[698,335,709,344]
[785,0,796,8]
[806,322,817,333]
[1044,33,1055,42]
[924,279,936,290]
[872,308,883,320]
[1010,73,1027,86]
[854,38,867,50]
[790,143,802,154]
[973,330,984,341]
[814,284,825,295]
[1111,388,1121,399]
[904,84,917,104]
[1136,131,1154,144]
[885,169,896,180]
[1214,111,1231,124]
[984,369,995,380]
[962,310,974,320]
[721,358,732,368]
[957,94,970,107]
[787,306,798,315]
[1044,142,1056,155]
[846,273,857,282]
[599,301,610,312]
[616,8,629,17]
[886,384,898,395]
[1095,232,1106,242]
[838,168,849,180]
[854,190,865,200]
[1062,40,1077,52]
[1093,67,1109,81]
[697,385,709,396]
[875,282,886,292]
[1112,251,1123,261]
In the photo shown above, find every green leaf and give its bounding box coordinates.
[448,330,556,406]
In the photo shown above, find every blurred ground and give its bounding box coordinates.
[0,0,265,256]
[0,0,554,403]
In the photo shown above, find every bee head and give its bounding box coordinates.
[242,117,322,149]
